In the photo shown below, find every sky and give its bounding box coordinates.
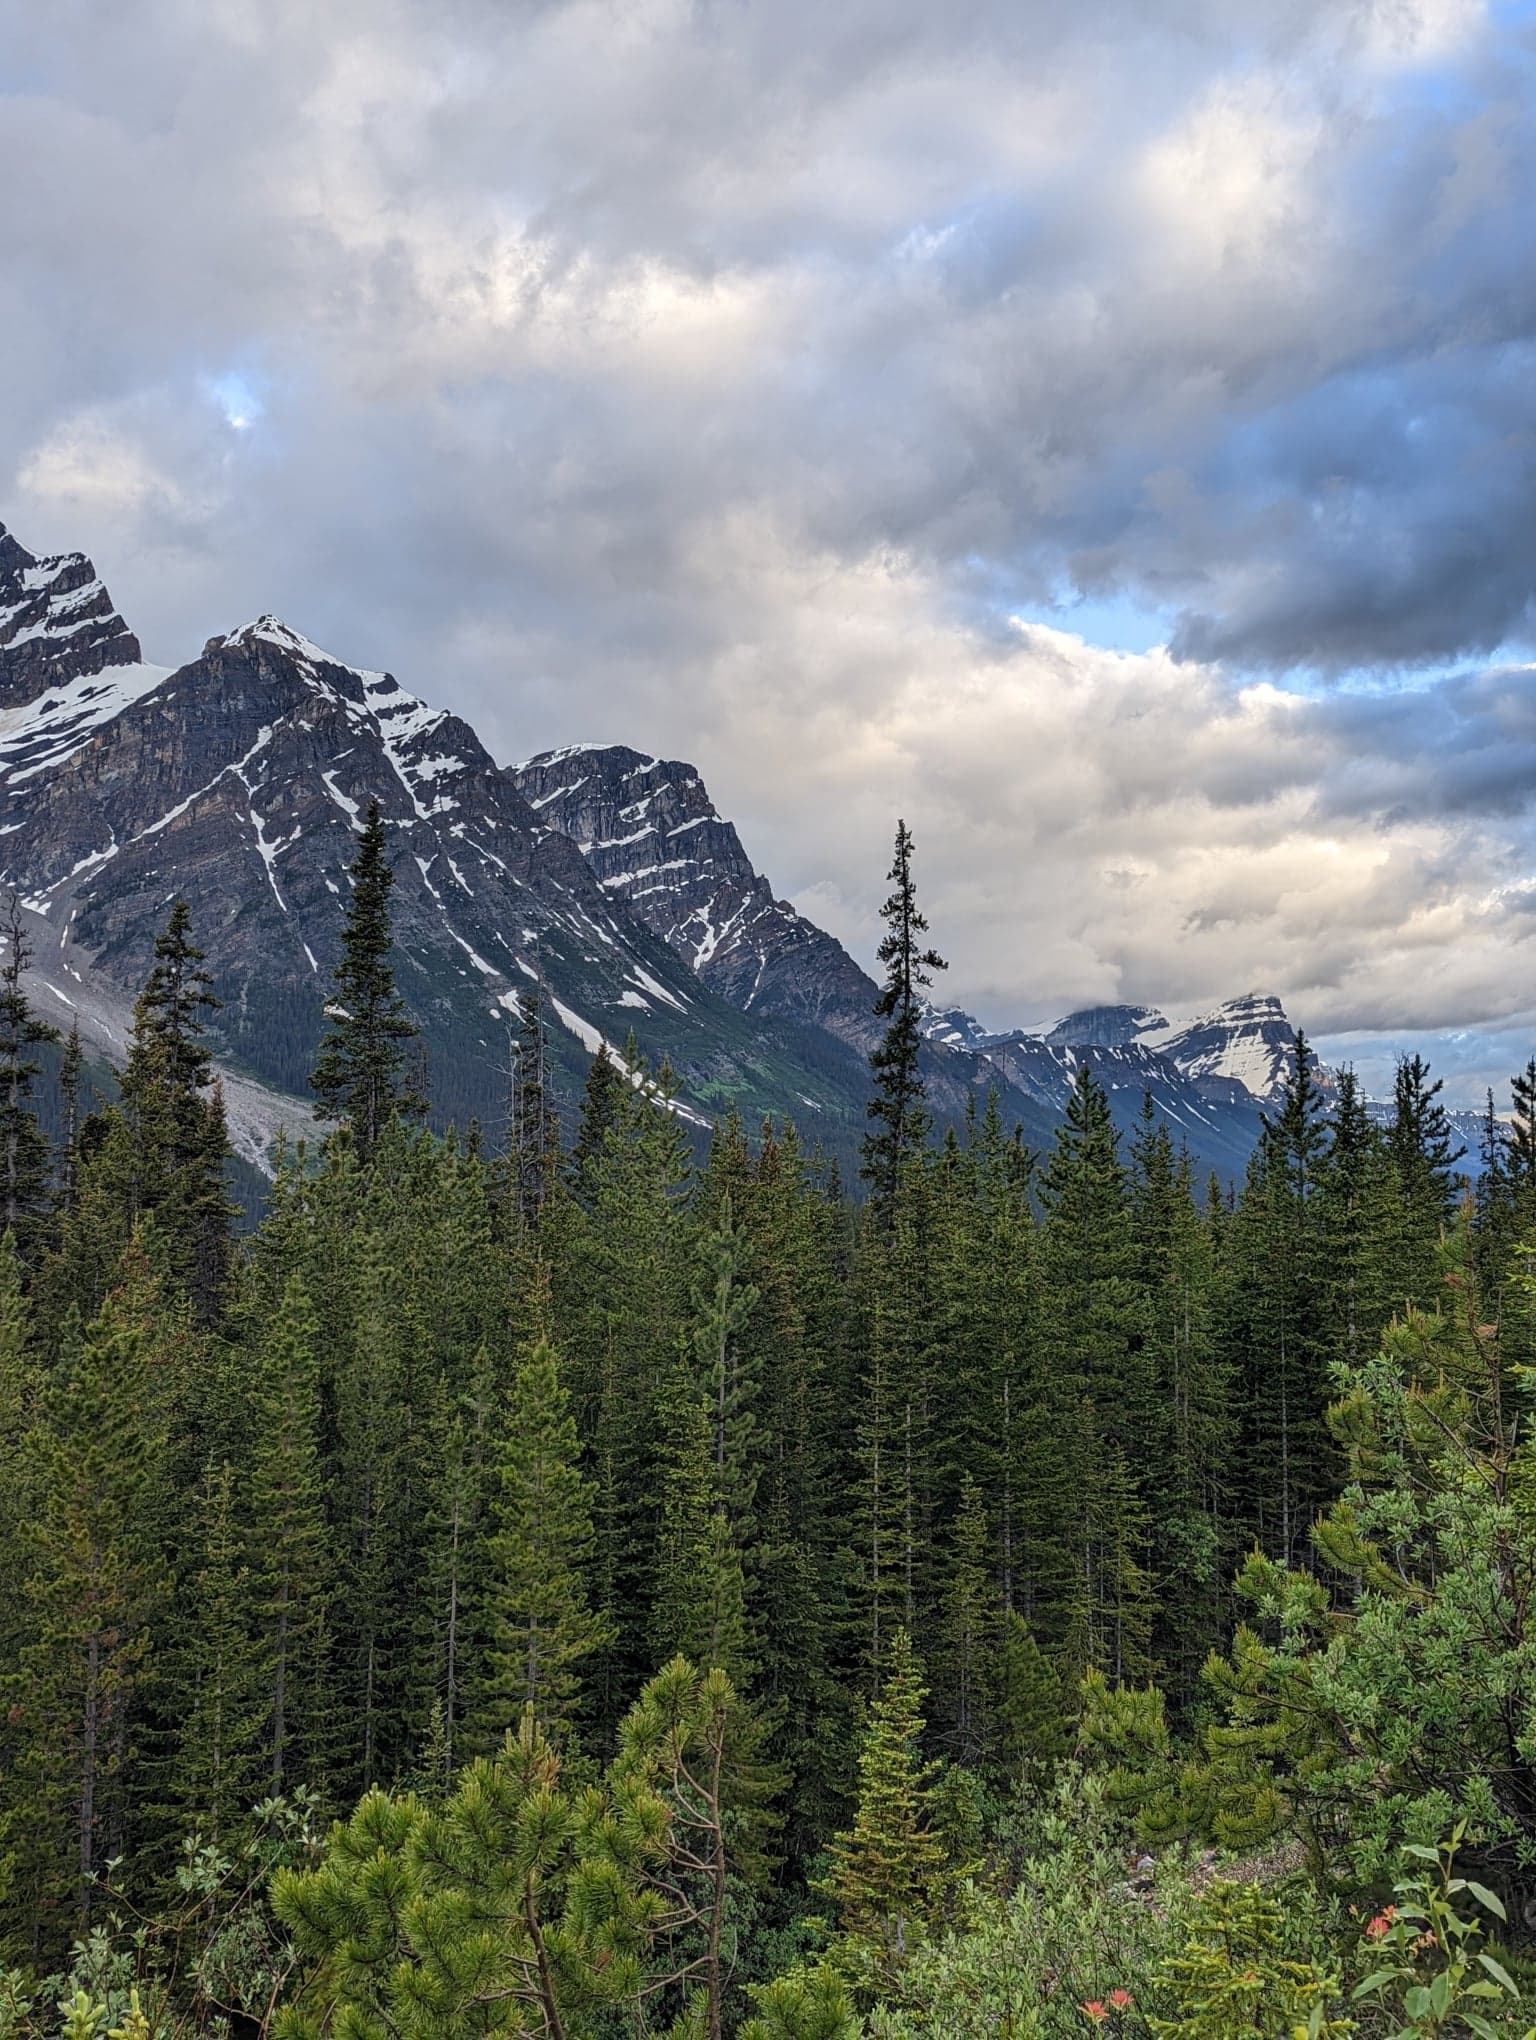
[4,0,1536,1102]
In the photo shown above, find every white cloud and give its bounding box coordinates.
[3,0,1535,1101]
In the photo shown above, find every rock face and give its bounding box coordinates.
[511,745,883,1051]
[0,525,143,704]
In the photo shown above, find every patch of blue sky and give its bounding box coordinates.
[202,369,265,434]
[1034,587,1171,656]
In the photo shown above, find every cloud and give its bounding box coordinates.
[3,0,1536,1098]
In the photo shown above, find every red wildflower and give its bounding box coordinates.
[1081,2005,1107,2023]
[1365,1907,1396,1941]
[1108,1990,1134,2009]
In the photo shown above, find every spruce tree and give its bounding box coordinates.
[6,1277,166,1949]
[310,800,425,1163]
[821,1627,947,1999]
[0,1234,42,1702]
[566,1040,626,1207]
[651,1359,752,1682]
[1127,1098,1230,1696]
[1227,1031,1335,1564]
[861,821,945,1220]
[116,900,235,1322]
[506,986,558,1230]
[1388,1050,1465,1303]
[1033,1064,1155,1669]
[162,1461,265,1844]
[0,893,59,1259]
[476,1339,607,1743]
[56,1018,84,1220]
[1511,1058,1536,1199]
[690,1195,762,1539]
[415,1352,495,1790]
[934,1474,996,1764]
[245,1274,331,1794]
[552,1066,690,1732]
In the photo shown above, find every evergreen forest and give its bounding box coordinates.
[6,808,1536,2037]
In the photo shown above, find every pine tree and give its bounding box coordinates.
[116,900,235,1322]
[310,800,425,1163]
[162,1461,265,1844]
[476,1339,608,1743]
[0,893,59,1259]
[245,1274,330,1794]
[991,1612,1070,1783]
[5,1278,166,1951]
[821,1627,947,1999]
[861,821,945,1220]
[610,1656,781,2027]
[505,986,558,1231]
[690,1195,762,1539]
[651,1359,752,1682]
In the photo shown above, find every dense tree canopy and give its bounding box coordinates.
[1,832,1533,2036]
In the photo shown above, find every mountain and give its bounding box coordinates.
[0,528,905,1155]
[0,525,144,702]
[0,519,1307,1184]
[1147,993,1313,1108]
[1041,1003,1171,1054]
[972,1021,1266,1183]
[510,744,882,1052]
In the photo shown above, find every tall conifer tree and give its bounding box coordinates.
[6,1278,166,1948]
[0,893,59,1259]
[115,900,234,1322]
[476,1339,607,1742]
[310,799,425,1162]
[861,821,945,1220]
[246,1274,331,1794]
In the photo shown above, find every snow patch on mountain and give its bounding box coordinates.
[0,662,173,785]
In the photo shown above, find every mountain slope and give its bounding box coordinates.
[511,744,882,1051]
[0,519,1299,1184]
[0,530,888,1148]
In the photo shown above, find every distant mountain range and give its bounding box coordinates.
[1,519,1322,1180]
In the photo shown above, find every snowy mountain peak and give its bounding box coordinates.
[1151,992,1302,1106]
[0,523,142,706]
[920,1003,998,1051]
[212,615,362,670]
[1044,1003,1171,1051]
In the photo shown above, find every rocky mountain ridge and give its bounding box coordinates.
[0,519,1306,1180]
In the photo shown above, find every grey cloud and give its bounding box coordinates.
[6,0,1536,1096]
